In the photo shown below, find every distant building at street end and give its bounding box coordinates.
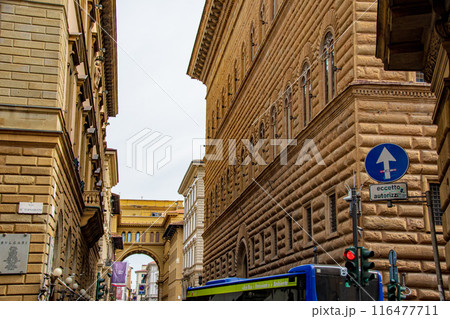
[144,261,159,301]
[111,199,184,300]
[178,160,205,299]
[188,0,449,300]
[135,265,147,301]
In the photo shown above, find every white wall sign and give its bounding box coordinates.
[18,202,43,215]
[369,183,408,201]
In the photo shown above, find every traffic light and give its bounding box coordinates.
[360,247,375,286]
[96,272,106,301]
[344,246,359,287]
[387,280,397,301]
[397,285,407,300]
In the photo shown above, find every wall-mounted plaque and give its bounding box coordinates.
[0,234,30,274]
[18,202,43,215]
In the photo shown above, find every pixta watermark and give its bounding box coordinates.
[126,128,172,175]
[192,138,325,166]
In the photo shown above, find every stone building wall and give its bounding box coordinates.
[0,0,118,300]
[188,0,449,300]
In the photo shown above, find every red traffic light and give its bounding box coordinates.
[344,249,356,261]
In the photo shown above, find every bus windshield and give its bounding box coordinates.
[315,268,379,301]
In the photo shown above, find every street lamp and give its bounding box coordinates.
[52,267,63,278]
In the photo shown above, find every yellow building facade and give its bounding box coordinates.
[0,0,118,300]
[188,0,449,300]
[112,199,184,301]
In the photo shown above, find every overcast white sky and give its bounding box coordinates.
[108,0,206,201]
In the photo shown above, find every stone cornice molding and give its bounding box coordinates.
[99,0,118,117]
[188,0,226,81]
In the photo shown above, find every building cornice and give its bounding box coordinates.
[187,0,226,81]
[178,160,205,195]
[99,0,119,117]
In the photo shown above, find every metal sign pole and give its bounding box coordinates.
[351,186,361,301]
[425,191,446,301]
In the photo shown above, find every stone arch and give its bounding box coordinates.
[319,9,338,42]
[298,42,313,77]
[235,224,249,278]
[282,68,294,91]
[116,247,162,273]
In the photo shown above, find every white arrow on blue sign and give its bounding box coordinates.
[364,143,409,183]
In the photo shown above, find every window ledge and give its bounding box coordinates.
[326,232,339,240]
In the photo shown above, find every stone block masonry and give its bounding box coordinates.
[189,0,449,300]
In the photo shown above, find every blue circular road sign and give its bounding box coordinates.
[365,143,409,183]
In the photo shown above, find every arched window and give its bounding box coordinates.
[210,192,214,221]
[234,60,238,93]
[221,93,225,114]
[250,23,256,60]
[136,232,140,243]
[52,211,64,269]
[233,167,237,198]
[284,86,293,139]
[259,122,266,160]
[211,110,215,135]
[227,75,232,106]
[272,0,277,20]
[241,43,246,80]
[271,106,277,157]
[72,238,78,274]
[220,177,224,211]
[301,63,312,126]
[150,232,154,242]
[241,147,246,189]
[249,137,254,180]
[127,232,131,242]
[64,228,72,276]
[121,232,125,243]
[260,1,267,38]
[216,104,220,127]
[323,32,335,104]
[226,169,230,203]
[215,185,218,217]
[156,232,160,242]
[259,121,265,139]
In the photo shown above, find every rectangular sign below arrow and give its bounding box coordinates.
[369,183,408,201]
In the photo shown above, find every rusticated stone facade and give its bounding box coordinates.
[376,0,450,295]
[188,0,449,300]
[0,0,118,300]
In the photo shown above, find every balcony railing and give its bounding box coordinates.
[83,190,101,207]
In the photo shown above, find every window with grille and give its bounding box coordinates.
[272,224,277,257]
[284,87,293,139]
[430,183,443,226]
[272,0,277,20]
[329,193,337,233]
[323,32,335,104]
[306,207,312,241]
[301,63,311,126]
[261,231,265,262]
[287,217,293,250]
[251,237,255,265]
